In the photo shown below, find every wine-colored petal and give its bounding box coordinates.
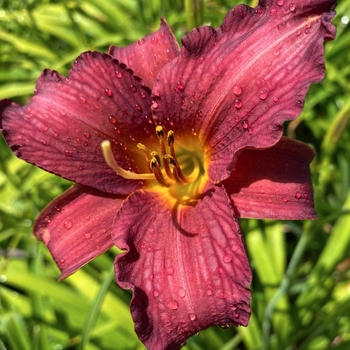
[0,52,158,195]
[109,19,180,88]
[224,137,316,219]
[113,185,251,349]
[152,0,336,182]
[34,185,125,279]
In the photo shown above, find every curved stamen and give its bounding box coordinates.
[150,157,171,187]
[101,140,155,181]
[167,130,190,183]
[156,125,174,180]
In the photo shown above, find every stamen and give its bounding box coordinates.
[156,125,173,180]
[166,131,190,183]
[101,140,155,180]
[164,155,185,185]
[137,143,153,171]
[150,157,171,187]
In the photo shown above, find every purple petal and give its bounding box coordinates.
[223,137,317,219]
[151,0,336,183]
[113,184,251,349]
[109,19,180,88]
[34,185,125,279]
[0,52,158,195]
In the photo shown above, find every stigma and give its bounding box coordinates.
[101,126,196,187]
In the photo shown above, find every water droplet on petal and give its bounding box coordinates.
[178,288,186,298]
[40,124,48,131]
[270,8,277,16]
[273,96,279,102]
[168,300,179,310]
[259,91,268,100]
[138,38,145,45]
[207,289,213,296]
[80,96,86,103]
[135,104,142,112]
[295,192,302,199]
[84,132,91,139]
[130,85,137,93]
[152,101,158,109]
[223,255,233,263]
[233,85,243,96]
[64,150,73,157]
[277,0,284,6]
[60,259,66,266]
[153,290,160,297]
[109,115,117,124]
[218,267,224,274]
[189,313,197,321]
[105,88,113,97]
[176,82,184,91]
[235,99,243,109]
[151,37,158,44]
[116,71,123,79]
[242,120,249,130]
[289,3,296,12]
[220,324,230,329]
[282,197,288,203]
[167,267,174,275]
[64,220,73,229]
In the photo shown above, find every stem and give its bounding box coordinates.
[262,229,310,350]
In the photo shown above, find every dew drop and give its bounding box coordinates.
[167,267,174,275]
[84,132,91,139]
[153,90,160,97]
[168,300,179,310]
[273,96,279,102]
[64,150,73,157]
[218,267,224,274]
[153,290,160,297]
[40,124,48,131]
[270,8,277,16]
[282,197,288,203]
[242,120,249,130]
[267,198,273,203]
[188,313,197,321]
[138,38,145,45]
[60,259,66,266]
[259,91,268,100]
[289,3,296,12]
[115,71,123,79]
[135,104,142,112]
[207,289,213,296]
[130,85,137,93]
[295,192,302,199]
[152,101,158,109]
[84,233,92,239]
[64,220,73,230]
[80,96,86,103]
[277,23,285,30]
[234,99,243,109]
[176,82,184,91]
[233,85,242,96]
[151,37,158,44]
[41,139,47,145]
[178,288,186,298]
[140,92,146,99]
[220,324,230,329]
[105,88,113,97]
[109,115,117,124]
[223,255,233,263]
[277,0,284,5]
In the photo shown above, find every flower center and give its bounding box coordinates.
[101,126,207,201]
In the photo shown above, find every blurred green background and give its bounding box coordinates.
[0,0,349,349]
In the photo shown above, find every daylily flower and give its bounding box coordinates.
[0,0,336,349]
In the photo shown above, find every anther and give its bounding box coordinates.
[101,140,155,181]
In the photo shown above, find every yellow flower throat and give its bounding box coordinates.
[101,126,207,202]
